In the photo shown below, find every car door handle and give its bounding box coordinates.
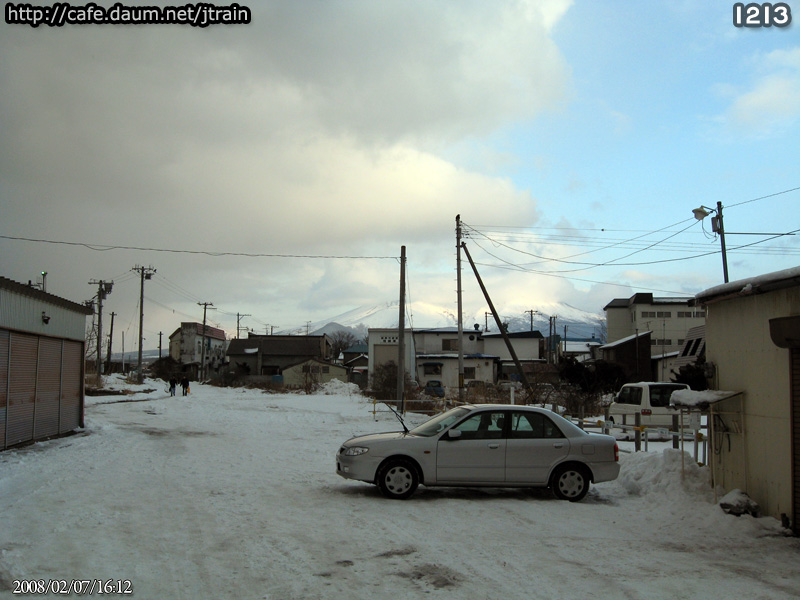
[487,443,500,449]
[553,443,564,449]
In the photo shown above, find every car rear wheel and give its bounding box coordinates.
[551,464,590,502]
[377,459,419,499]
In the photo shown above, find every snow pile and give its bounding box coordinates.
[617,448,712,502]
[318,378,362,396]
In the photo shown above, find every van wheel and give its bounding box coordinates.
[551,464,590,502]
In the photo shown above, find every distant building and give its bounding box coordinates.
[225,334,335,386]
[0,277,93,450]
[599,330,652,382]
[168,322,227,378]
[604,293,705,358]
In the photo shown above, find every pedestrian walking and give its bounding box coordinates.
[169,377,177,397]
[180,376,189,396]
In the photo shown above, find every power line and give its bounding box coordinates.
[0,234,398,259]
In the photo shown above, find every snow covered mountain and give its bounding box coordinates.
[283,300,605,341]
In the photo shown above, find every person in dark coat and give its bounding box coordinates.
[169,377,177,396]
[180,376,189,396]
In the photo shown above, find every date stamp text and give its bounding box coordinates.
[12,579,133,595]
[733,2,792,27]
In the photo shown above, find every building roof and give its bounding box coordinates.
[482,331,544,339]
[694,266,800,306]
[0,276,93,315]
[227,336,327,357]
[169,322,226,341]
[343,343,368,354]
[601,330,652,349]
[604,292,693,311]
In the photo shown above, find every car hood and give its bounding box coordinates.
[343,431,409,446]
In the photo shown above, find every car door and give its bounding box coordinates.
[505,411,570,484]
[436,410,506,483]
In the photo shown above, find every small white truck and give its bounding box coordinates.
[607,382,699,430]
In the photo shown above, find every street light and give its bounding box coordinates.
[693,201,729,283]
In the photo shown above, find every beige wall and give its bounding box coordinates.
[705,287,799,521]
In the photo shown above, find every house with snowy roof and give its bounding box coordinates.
[692,266,800,534]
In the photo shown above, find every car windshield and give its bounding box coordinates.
[409,407,470,437]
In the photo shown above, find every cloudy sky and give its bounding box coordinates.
[2,1,799,347]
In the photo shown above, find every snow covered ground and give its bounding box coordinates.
[1,377,798,600]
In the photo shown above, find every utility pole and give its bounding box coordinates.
[105,312,115,375]
[88,279,113,379]
[461,243,531,393]
[525,309,539,332]
[158,331,163,359]
[714,201,729,283]
[198,302,214,381]
[305,321,312,335]
[132,265,156,383]
[397,246,406,413]
[236,313,251,338]
[456,215,465,403]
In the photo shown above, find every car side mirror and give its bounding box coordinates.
[446,429,462,441]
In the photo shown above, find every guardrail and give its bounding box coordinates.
[569,416,708,465]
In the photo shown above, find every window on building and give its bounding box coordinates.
[464,367,476,379]
[442,339,459,351]
[656,311,672,318]
[642,311,656,318]
[424,363,442,375]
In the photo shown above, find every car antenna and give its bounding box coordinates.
[383,402,409,434]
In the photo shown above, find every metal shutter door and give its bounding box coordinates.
[791,348,799,536]
[7,332,38,447]
[0,329,8,449]
[60,340,83,433]
[35,337,62,439]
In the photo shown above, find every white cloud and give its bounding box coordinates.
[721,46,800,137]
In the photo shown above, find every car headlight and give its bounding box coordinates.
[343,446,369,456]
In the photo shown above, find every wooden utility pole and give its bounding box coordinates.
[236,313,251,338]
[198,302,214,380]
[105,312,115,375]
[525,309,539,332]
[132,265,156,382]
[397,245,406,413]
[456,215,465,402]
[461,243,531,393]
[89,279,113,379]
[158,331,163,359]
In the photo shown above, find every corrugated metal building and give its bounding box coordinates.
[0,277,93,450]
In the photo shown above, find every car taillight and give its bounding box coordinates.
[614,443,619,462]
[641,409,652,416]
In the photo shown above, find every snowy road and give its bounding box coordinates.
[1,379,798,600]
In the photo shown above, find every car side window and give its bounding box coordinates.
[509,412,564,439]
[454,412,505,440]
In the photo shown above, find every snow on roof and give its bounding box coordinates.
[696,266,800,305]
[601,331,651,349]
[670,389,741,409]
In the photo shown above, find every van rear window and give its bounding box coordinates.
[617,386,642,405]
[649,384,685,407]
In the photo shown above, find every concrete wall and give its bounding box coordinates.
[704,286,799,521]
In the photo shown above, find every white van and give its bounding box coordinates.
[607,382,698,429]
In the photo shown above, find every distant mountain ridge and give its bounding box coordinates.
[284,300,605,341]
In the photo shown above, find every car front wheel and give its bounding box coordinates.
[551,464,590,502]
[377,459,419,499]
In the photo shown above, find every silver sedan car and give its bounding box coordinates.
[336,404,619,501]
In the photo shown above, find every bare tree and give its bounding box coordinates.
[330,330,357,360]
